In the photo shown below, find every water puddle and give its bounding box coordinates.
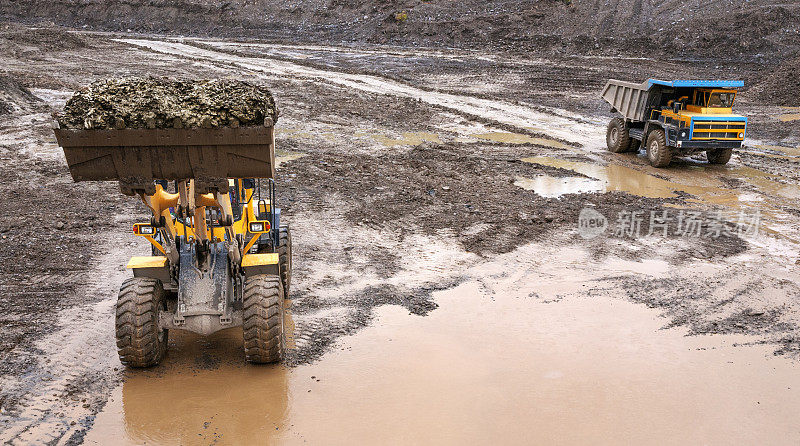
[514,175,603,197]
[280,126,441,148]
[473,131,572,150]
[85,277,800,444]
[368,131,441,147]
[778,107,800,122]
[517,156,799,242]
[520,156,800,203]
[778,113,800,122]
[275,149,305,168]
[520,156,686,199]
[753,144,800,158]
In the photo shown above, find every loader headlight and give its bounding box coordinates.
[133,224,156,235]
[680,131,687,138]
[738,132,744,138]
[249,221,270,233]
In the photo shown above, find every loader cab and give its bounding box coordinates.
[229,178,263,221]
[687,89,736,114]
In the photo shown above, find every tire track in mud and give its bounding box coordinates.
[283,206,478,365]
[116,39,604,148]
[0,235,130,445]
[0,203,480,444]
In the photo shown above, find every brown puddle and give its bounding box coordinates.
[474,131,572,150]
[777,107,800,123]
[275,148,305,168]
[778,114,800,122]
[85,276,800,445]
[369,131,442,147]
[514,174,604,197]
[518,156,800,238]
[753,144,800,158]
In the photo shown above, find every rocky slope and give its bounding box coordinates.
[1,0,798,61]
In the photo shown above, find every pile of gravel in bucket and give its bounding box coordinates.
[57,77,278,129]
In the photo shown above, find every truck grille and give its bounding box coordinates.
[692,121,746,140]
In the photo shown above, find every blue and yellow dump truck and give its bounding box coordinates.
[601,79,747,167]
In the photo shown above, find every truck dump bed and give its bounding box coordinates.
[601,79,651,122]
[54,125,275,195]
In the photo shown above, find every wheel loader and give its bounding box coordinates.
[601,79,748,167]
[53,120,292,367]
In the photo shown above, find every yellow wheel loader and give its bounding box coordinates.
[54,121,292,367]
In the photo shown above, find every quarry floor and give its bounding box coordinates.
[1,28,799,444]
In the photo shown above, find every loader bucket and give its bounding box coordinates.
[53,125,275,195]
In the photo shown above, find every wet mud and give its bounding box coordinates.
[87,254,800,445]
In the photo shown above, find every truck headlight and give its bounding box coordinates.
[738,132,744,138]
[680,131,687,138]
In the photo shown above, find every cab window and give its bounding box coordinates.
[709,92,735,108]
[693,91,709,106]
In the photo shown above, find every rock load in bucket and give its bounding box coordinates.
[57,77,279,130]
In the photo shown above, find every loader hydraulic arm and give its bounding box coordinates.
[138,180,242,267]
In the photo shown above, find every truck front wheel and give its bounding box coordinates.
[646,129,672,167]
[707,148,733,165]
[606,117,631,153]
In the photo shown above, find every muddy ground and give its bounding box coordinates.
[0,24,799,444]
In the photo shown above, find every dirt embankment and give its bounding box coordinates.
[0,74,40,115]
[1,0,799,63]
[742,55,800,106]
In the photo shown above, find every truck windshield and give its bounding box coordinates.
[708,92,735,107]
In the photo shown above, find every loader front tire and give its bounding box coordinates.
[115,277,168,368]
[606,117,631,153]
[243,275,284,364]
[707,148,733,165]
[646,129,672,167]
[277,225,292,299]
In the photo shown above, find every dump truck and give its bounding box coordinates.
[54,121,291,367]
[601,79,747,167]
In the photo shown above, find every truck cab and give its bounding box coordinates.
[602,79,747,167]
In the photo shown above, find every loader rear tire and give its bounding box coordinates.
[277,225,292,299]
[646,129,672,167]
[243,275,284,364]
[606,117,631,153]
[115,277,168,368]
[707,148,733,165]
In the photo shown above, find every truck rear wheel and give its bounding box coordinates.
[116,277,168,368]
[277,225,292,299]
[707,148,733,165]
[646,129,672,167]
[606,117,631,153]
[243,275,284,364]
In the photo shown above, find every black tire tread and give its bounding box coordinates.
[277,225,292,298]
[646,129,672,167]
[707,148,733,165]
[606,117,631,153]
[115,277,167,367]
[242,275,284,363]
